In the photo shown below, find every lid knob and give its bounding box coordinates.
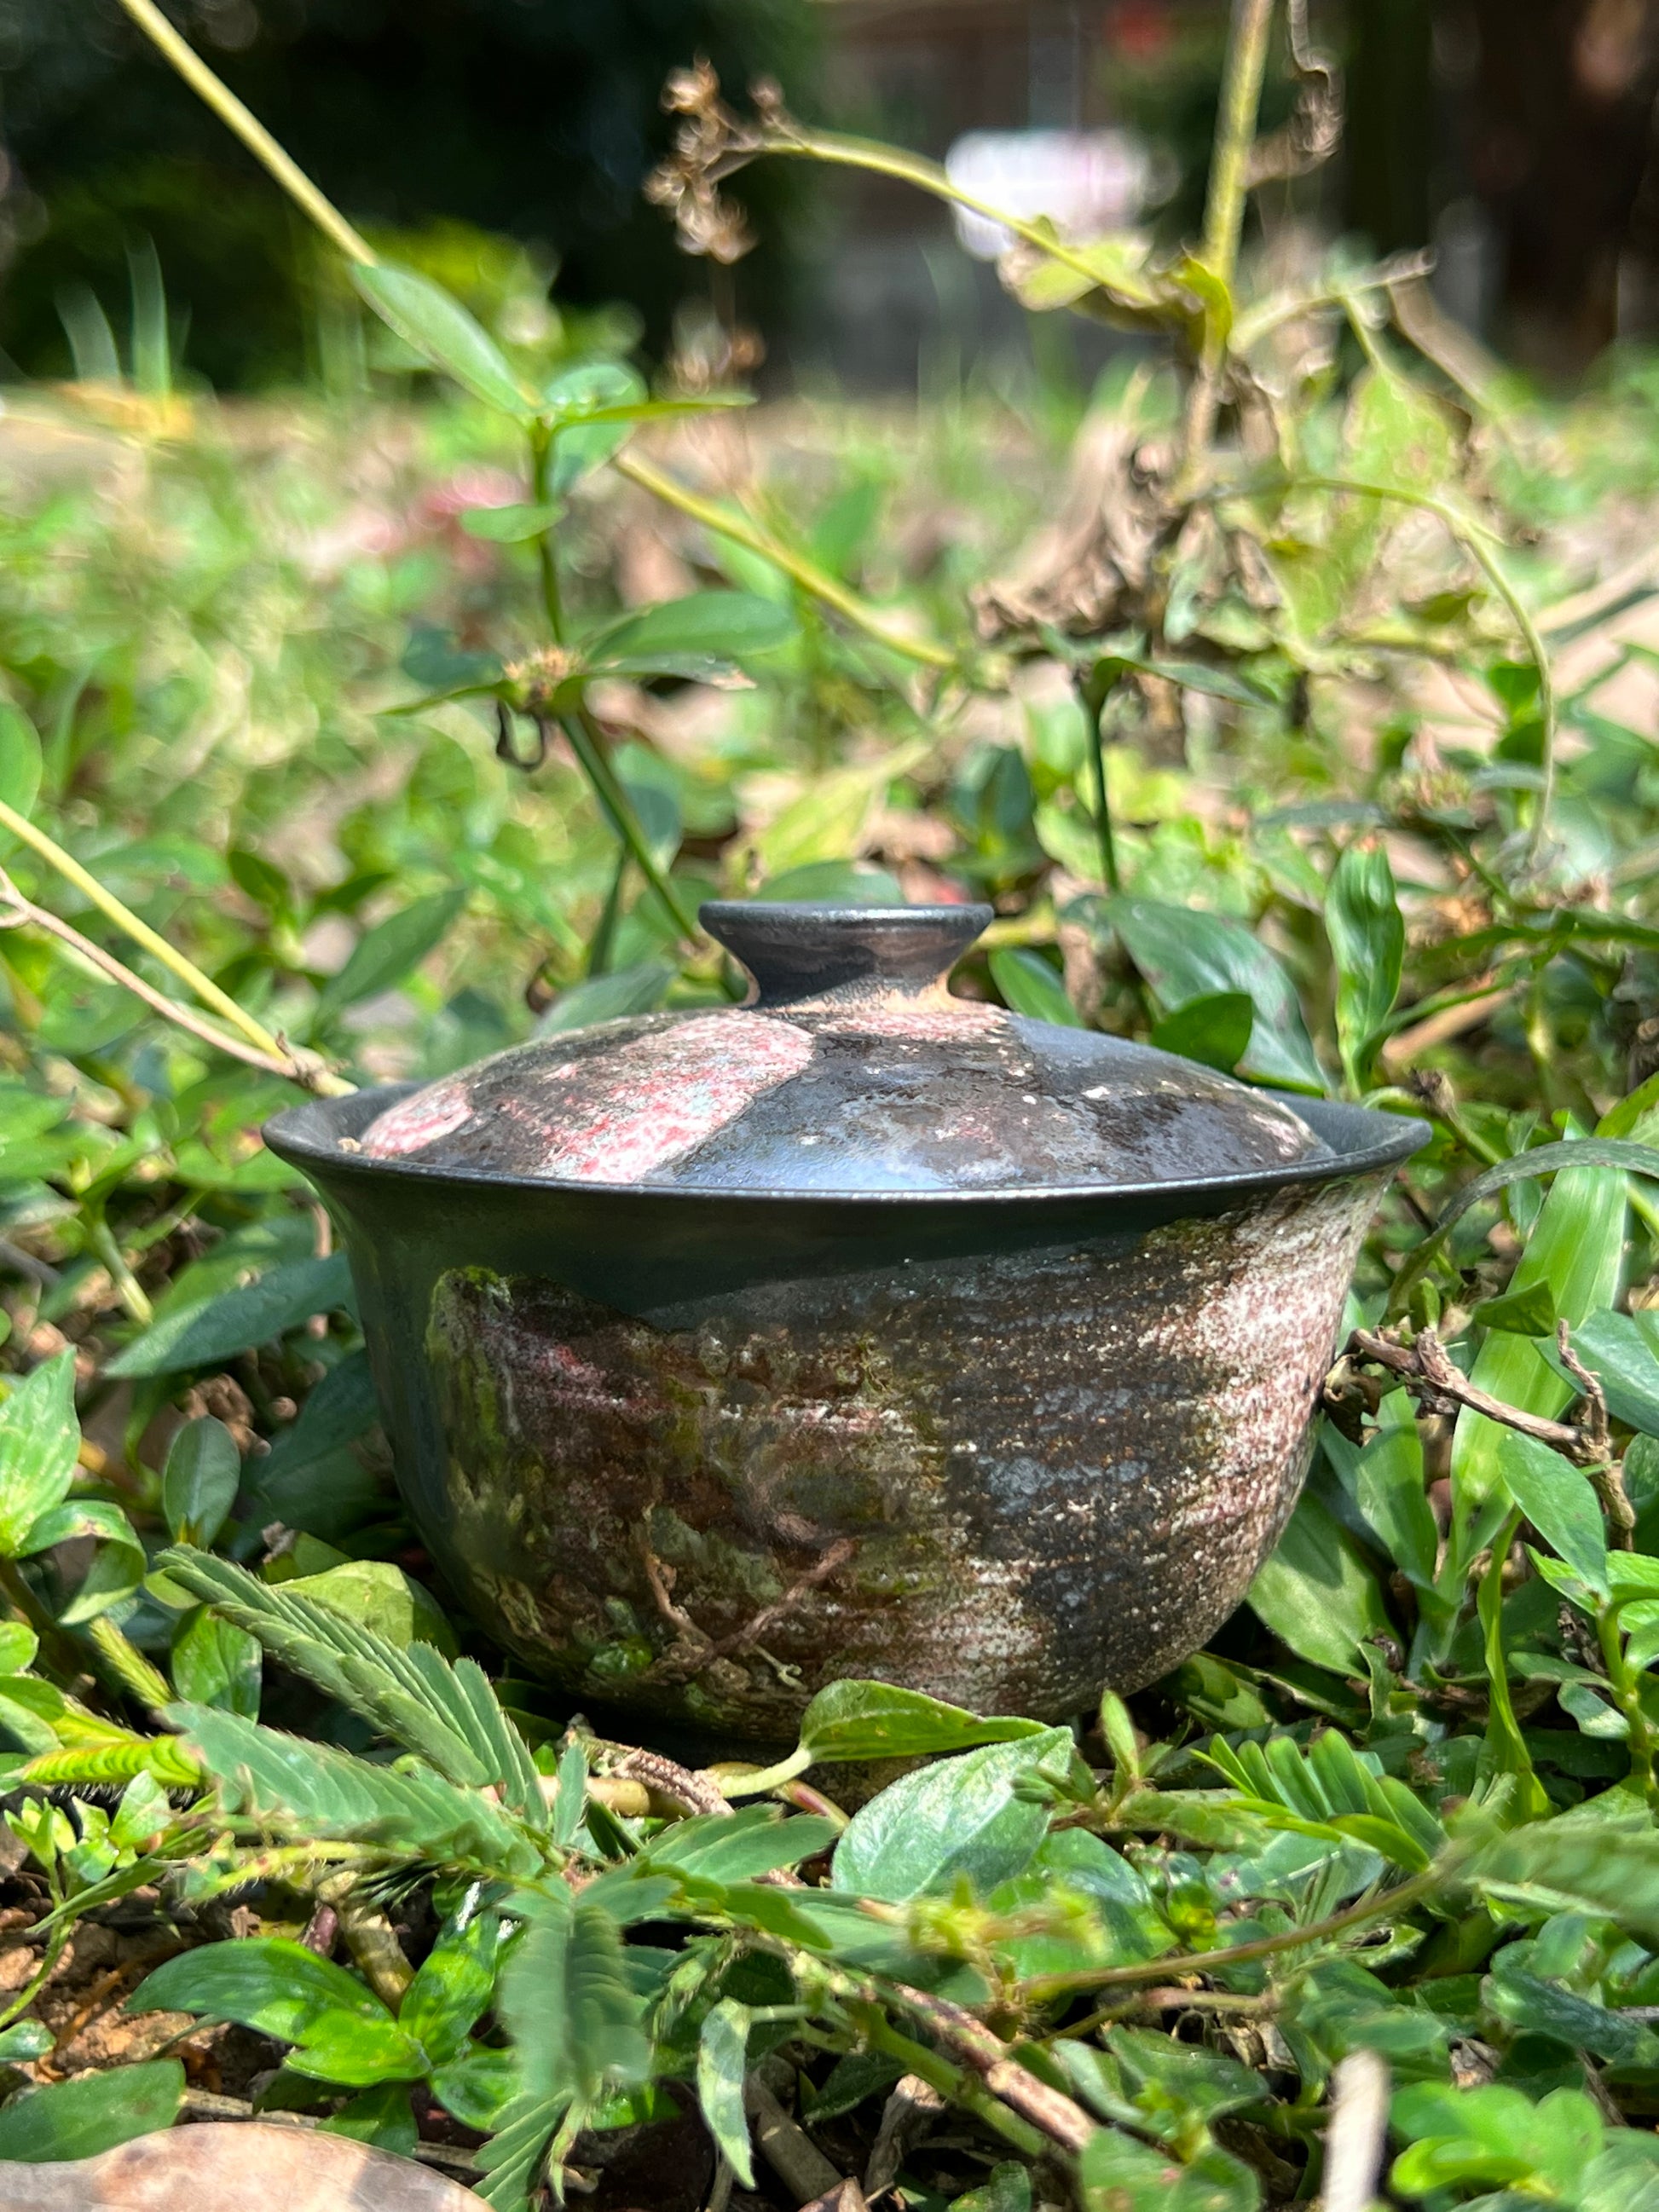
[701,900,992,1010]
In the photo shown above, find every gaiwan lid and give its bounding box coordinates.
[358,903,1327,1195]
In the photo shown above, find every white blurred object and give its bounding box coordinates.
[945,130,1157,261]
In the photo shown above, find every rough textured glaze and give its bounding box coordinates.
[361,903,1327,1194]
[410,1175,1384,1729]
[265,902,1429,1742]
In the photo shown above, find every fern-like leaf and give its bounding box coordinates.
[167,1702,543,1876]
[158,1547,546,1822]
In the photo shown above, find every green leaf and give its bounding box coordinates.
[1552,1308,1659,1436]
[537,962,677,1036]
[797,1679,1049,1764]
[830,1727,1072,1903]
[1108,897,1324,1090]
[1149,991,1254,1074]
[0,2019,52,2064]
[169,1605,262,1716]
[0,2058,183,2162]
[107,1254,355,1378]
[402,1904,500,2068]
[165,1703,539,1871]
[644,1805,841,1885]
[281,1558,459,1659]
[586,592,795,679]
[401,626,504,697]
[21,1498,145,1623]
[460,501,563,543]
[1496,1431,1608,1597]
[155,1548,543,1816]
[257,1352,379,1486]
[314,888,468,1028]
[161,1416,241,1548]
[1247,1487,1393,1671]
[989,947,1082,1027]
[953,2163,1033,2212]
[0,1349,78,1556]
[350,261,532,417]
[0,1620,38,1674]
[1471,1279,1560,1336]
[0,702,43,829]
[497,1885,651,2109]
[542,361,648,491]
[1327,841,1403,1091]
[696,1999,755,2189]
[1321,1395,1439,1588]
[1079,2126,1259,2211]
[135,1935,395,2047]
[319,2082,419,2155]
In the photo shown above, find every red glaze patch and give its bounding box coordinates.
[361,1078,472,1158]
[528,1013,814,1182]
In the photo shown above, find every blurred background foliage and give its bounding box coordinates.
[6,0,1659,390]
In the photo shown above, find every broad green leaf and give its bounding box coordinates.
[1247,1487,1393,1672]
[954,2164,1033,2212]
[1448,1148,1628,1555]
[537,962,677,1035]
[314,887,468,1028]
[1326,841,1403,1092]
[586,591,795,679]
[1108,896,1324,1090]
[1496,1431,1609,1597]
[1472,1278,1559,1335]
[258,1352,379,1486]
[1148,991,1254,1074]
[161,1416,241,1547]
[0,702,43,828]
[400,625,504,697]
[544,361,648,491]
[1079,2125,1259,2212]
[282,1558,460,1658]
[1552,1308,1659,1436]
[797,1679,1048,1764]
[755,861,905,904]
[135,1936,394,2046]
[107,1253,355,1378]
[169,1605,262,1717]
[0,1620,38,1673]
[0,2058,183,2162]
[350,261,532,417]
[0,1349,78,1555]
[643,1804,839,1884]
[320,2082,419,2154]
[0,2019,52,2063]
[1321,1395,1438,1589]
[696,1999,755,2189]
[402,1905,500,2068]
[830,1727,1072,1903]
[20,1498,145,1623]
[460,501,563,543]
[1344,365,1456,497]
[989,947,1082,1027]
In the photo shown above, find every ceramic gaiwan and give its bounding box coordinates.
[266,902,1426,1740]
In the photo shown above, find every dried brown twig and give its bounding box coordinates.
[1335,1320,1636,1548]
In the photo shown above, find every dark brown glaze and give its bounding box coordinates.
[415,1172,1384,1733]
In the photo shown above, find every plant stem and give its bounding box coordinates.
[561,712,701,944]
[1179,0,1278,481]
[88,1614,173,1718]
[614,452,956,670]
[1084,684,1121,894]
[0,869,340,1093]
[87,1216,153,1326]
[529,424,565,644]
[0,801,353,1094]
[1019,1863,1444,2003]
[1599,1601,1659,1808]
[115,0,374,267]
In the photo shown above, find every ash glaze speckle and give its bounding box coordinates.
[415,1171,1384,1732]
[358,1003,1326,1194]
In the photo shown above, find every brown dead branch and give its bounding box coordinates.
[887,1986,1095,2156]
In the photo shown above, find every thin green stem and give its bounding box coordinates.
[1019,1863,1444,2003]
[115,0,374,267]
[847,2005,1055,2163]
[614,453,955,670]
[562,712,700,945]
[1599,1602,1659,1808]
[0,797,352,1093]
[88,1216,153,1327]
[1085,689,1121,895]
[1178,0,1277,482]
[529,425,565,645]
